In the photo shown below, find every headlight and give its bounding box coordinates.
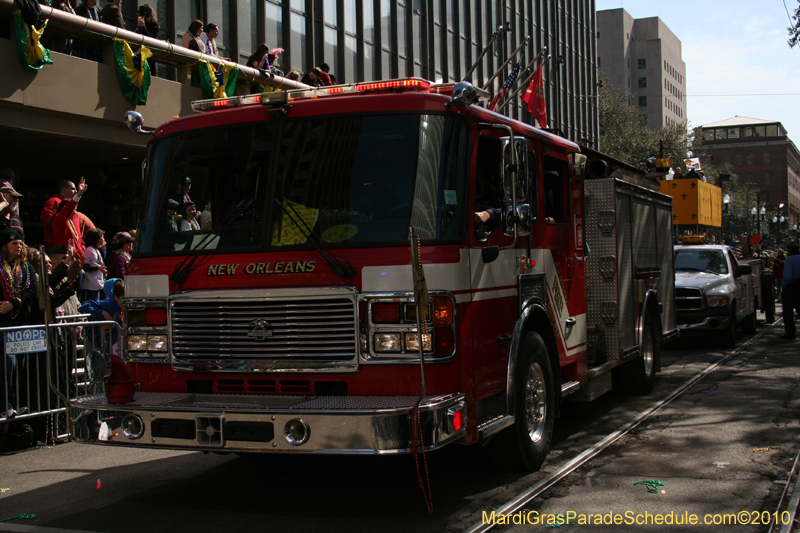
[147,335,168,352]
[707,295,730,307]
[374,333,402,352]
[127,334,147,351]
[405,332,432,352]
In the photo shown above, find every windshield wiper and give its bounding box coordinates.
[275,198,357,279]
[170,198,255,286]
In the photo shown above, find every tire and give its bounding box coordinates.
[719,305,737,349]
[741,309,757,334]
[613,318,659,395]
[485,332,554,472]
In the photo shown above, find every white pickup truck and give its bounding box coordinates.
[674,240,775,347]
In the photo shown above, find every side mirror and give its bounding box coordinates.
[736,264,752,277]
[504,203,533,237]
[482,246,500,264]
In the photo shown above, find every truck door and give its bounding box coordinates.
[727,250,750,320]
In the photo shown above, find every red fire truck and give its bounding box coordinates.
[72,78,677,471]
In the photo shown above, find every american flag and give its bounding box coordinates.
[486,63,521,112]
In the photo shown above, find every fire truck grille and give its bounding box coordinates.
[170,297,357,360]
[675,288,704,311]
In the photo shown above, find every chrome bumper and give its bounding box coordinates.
[676,315,731,332]
[70,392,466,454]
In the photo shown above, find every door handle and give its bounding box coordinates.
[565,317,577,326]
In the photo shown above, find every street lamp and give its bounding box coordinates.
[722,194,731,244]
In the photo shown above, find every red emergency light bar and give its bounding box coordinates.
[191,78,433,113]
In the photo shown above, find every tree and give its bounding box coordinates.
[788,2,800,48]
[598,77,689,170]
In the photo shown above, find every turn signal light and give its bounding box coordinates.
[433,296,453,327]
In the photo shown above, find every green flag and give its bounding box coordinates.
[112,38,152,106]
[12,10,52,71]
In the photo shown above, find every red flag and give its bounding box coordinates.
[521,64,547,127]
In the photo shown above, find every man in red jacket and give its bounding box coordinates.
[41,179,79,247]
[50,178,88,256]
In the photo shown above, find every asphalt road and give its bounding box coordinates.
[0,311,796,533]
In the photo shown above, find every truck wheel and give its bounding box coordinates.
[719,305,737,348]
[741,309,757,334]
[485,332,554,472]
[613,318,659,394]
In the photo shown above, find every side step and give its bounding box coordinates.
[561,380,580,397]
[477,415,514,439]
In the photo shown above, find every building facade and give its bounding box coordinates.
[696,117,800,233]
[0,0,599,245]
[596,8,685,130]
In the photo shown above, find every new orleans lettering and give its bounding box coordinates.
[206,262,316,276]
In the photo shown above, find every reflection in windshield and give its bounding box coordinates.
[137,114,467,255]
[674,249,728,274]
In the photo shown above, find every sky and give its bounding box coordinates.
[596,0,800,139]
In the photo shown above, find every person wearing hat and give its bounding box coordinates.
[0,179,24,239]
[165,198,179,232]
[0,228,38,418]
[781,243,800,340]
[107,232,135,279]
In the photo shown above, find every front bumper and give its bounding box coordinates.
[70,392,466,454]
[676,307,731,333]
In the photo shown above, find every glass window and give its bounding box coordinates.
[764,152,770,164]
[291,11,306,72]
[139,114,468,254]
[324,26,338,71]
[727,127,739,139]
[723,154,731,164]
[364,43,375,81]
[764,172,771,184]
[290,0,304,13]
[381,0,393,48]
[363,1,374,42]
[637,58,646,69]
[344,34,357,84]
[703,129,714,141]
[735,154,742,165]
[754,126,766,137]
[324,0,337,25]
[715,129,726,140]
[747,172,755,183]
[265,2,283,50]
[237,0,258,61]
[398,3,408,59]
[382,48,393,79]
[344,0,356,33]
[543,156,569,224]
[206,1,233,55]
[674,249,728,274]
[175,0,202,37]
[639,96,647,107]
[637,77,646,88]
[743,126,753,137]
[766,125,779,137]
[747,153,753,164]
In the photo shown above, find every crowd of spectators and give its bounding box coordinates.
[34,1,338,90]
[0,168,134,418]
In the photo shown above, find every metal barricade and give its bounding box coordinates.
[0,316,119,441]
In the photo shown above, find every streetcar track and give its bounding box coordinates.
[465,318,784,533]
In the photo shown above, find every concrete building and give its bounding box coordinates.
[596,8,686,130]
[696,117,800,234]
[0,1,600,246]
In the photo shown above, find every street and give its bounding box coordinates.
[1,310,798,533]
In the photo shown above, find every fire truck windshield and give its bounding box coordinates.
[137,113,468,255]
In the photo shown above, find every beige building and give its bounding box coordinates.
[596,8,686,130]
